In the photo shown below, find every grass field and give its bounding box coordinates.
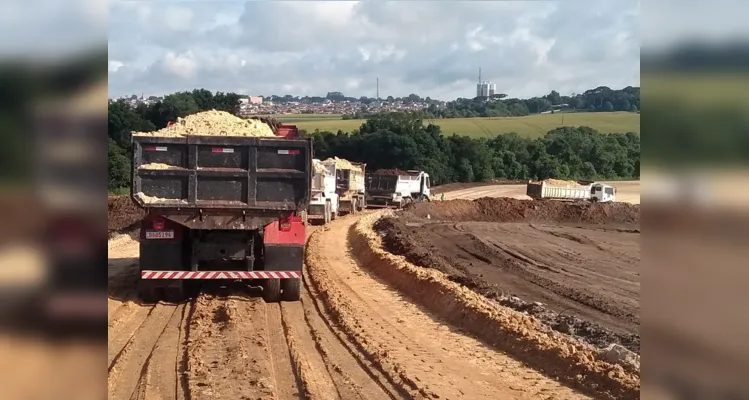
[276,112,640,138]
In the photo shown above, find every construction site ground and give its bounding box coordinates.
[376,198,640,353]
[106,181,642,400]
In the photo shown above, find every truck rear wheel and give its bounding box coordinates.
[138,280,160,304]
[263,279,282,303]
[163,284,185,303]
[281,278,302,301]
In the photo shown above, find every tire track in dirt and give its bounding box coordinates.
[136,301,193,400]
[279,302,340,399]
[186,293,277,400]
[108,302,181,400]
[305,214,588,400]
[300,277,403,400]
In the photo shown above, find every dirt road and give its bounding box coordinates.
[107,214,591,399]
[108,229,401,400]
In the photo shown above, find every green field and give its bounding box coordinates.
[276,112,640,138]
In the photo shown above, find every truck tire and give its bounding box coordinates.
[263,279,282,303]
[138,280,160,304]
[281,278,302,301]
[163,284,185,303]
[357,197,365,211]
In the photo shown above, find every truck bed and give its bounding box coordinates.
[131,135,312,211]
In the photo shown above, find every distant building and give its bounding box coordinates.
[476,81,496,98]
[249,96,263,104]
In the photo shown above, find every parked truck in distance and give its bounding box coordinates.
[365,169,431,208]
[130,117,311,303]
[307,159,338,224]
[327,158,366,215]
[526,180,617,203]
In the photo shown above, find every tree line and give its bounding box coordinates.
[308,113,639,185]
[108,89,640,190]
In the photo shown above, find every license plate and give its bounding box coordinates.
[145,230,174,239]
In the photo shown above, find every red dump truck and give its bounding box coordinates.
[130,120,311,303]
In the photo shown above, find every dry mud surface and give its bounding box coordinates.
[376,198,640,353]
[108,193,639,400]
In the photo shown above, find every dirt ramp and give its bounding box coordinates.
[108,195,144,235]
[406,197,640,224]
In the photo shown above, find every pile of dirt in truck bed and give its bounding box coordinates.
[132,110,275,137]
[544,178,583,187]
[323,157,360,170]
[108,195,144,235]
[377,197,641,353]
[139,162,181,170]
[405,197,640,225]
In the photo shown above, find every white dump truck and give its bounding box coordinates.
[307,159,339,224]
[323,157,367,216]
[365,169,431,208]
[526,180,617,202]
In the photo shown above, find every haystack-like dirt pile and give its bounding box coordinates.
[323,157,360,171]
[132,110,275,137]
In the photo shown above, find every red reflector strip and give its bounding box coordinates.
[141,270,301,279]
[211,148,234,153]
[144,146,168,151]
[277,149,300,155]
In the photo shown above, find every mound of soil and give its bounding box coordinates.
[378,197,641,353]
[405,197,640,225]
[108,195,144,235]
[376,216,641,353]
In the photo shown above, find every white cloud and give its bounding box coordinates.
[108,0,641,99]
[162,51,197,79]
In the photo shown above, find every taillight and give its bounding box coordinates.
[152,217,165,231]
[279,218,291,232]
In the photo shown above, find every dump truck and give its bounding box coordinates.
[365,169,431,208]
[526,180,617,202]
[326,159,366,215]
[130,116,311,303]
[307,159,338,224]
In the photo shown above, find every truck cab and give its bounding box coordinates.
[590,183,616,202]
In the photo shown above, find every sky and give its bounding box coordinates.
[107,0,643,100]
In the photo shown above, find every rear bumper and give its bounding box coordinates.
[141,270,301,279]
[142,243,304,280]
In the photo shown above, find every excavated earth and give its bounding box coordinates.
[108,195,144,237]
[375,197,641,353]
[107,195,639,400]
